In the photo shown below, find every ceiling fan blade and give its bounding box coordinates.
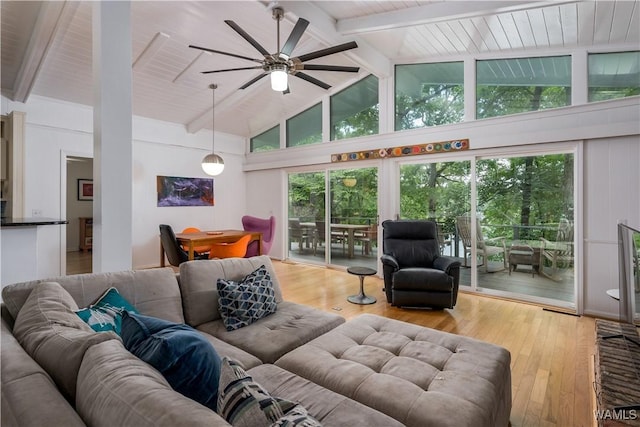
[280,18,309,59]
[293,72,331,90]
[301,64,360,73]
[202,66,264,74]
[296,41,358,63]
[225,20,270,57]
[239,73,268,90]
[189,45,262,63]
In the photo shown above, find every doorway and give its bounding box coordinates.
[65,155,93,274]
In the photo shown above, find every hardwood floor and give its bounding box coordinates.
[272,260,596,427]
[66,250,92,275]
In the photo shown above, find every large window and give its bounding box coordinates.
[395,62,464,130]
[250,125,279,152]
[476,56,571,119]
[286,103,322,147]
[588,51,640,102]
[330,75,379,141]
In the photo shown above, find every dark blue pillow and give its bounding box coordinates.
[120,311,221,411]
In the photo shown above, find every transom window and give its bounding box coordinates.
[476,56,571,119]
[395,62,464,131]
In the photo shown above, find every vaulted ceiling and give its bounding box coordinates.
[2,1,638,138]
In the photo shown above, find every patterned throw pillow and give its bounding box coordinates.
[217,358,321,427]
[216,265,277,331]
[76,287,138,334]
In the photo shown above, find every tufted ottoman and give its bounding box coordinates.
[275,314,511,427]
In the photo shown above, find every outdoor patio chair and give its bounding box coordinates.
[289,218,312,253]
[456,216,507,273]
[539,218,574,281]
[354,223,377,255]
[313,221,346,256]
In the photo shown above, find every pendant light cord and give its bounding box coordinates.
[210,83,217,154]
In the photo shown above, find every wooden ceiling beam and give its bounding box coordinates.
[12,1,79,103]
[336,1,580,35]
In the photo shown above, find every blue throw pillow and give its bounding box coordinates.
[75,287,138,334]
[120,311,221,411]
[217,264,277,331]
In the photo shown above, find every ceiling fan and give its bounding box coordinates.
[188,6,360,93]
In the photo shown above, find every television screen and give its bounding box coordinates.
[617,222,640,324]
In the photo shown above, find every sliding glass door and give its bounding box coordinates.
[399,160,471,286]
[287,167,378,270]
[398,151,575,306]
[476,153,574,303]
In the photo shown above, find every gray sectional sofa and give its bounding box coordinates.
[1,256,512,427]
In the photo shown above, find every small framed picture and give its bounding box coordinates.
[77,179,93,201]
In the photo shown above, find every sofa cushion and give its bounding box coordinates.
[12,281,118,402]
[275,314,512,427]
[77,339,231,427]
[248,364,404,427]
[1,317,86,427]
[217,264,277,331]
[178,256,283,327]
[75,287,139,334]
[2,267,184,324]
[197,301,345,364]
[217,358,320,427]
[120,311,221,411]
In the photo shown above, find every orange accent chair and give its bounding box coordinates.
[208,234,252,259]
[181,227,211,254]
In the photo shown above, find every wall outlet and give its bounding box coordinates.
[32,209,42,217]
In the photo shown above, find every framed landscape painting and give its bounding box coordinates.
[157,176,214,207]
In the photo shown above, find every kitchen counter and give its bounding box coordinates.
[1,217,68,227]
[1,218,69,288]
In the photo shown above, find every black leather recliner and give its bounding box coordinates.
[380,220,461,309]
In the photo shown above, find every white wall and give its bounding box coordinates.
[1,95,247,273]
[583,137,640,319]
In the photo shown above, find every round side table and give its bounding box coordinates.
[346,266,377,305]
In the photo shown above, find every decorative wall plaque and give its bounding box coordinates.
[331,139,469,163]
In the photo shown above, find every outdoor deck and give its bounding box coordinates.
[288,241,576,304]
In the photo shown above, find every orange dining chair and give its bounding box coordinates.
[208,234,252,259]
[181,227,211,254]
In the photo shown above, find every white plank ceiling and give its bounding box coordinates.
[1,0,638,138]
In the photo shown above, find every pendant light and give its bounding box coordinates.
[201,83,224,176]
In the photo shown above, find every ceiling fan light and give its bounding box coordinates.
[271,69,288,91]
[201,153,224,176]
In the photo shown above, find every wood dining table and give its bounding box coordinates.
[300,222,369,258]
[160,229,262,267]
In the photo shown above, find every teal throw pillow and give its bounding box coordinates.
[216,264,277,331]
[120,311,221,411]
[217,357,321,427]
[75,287,138,334]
